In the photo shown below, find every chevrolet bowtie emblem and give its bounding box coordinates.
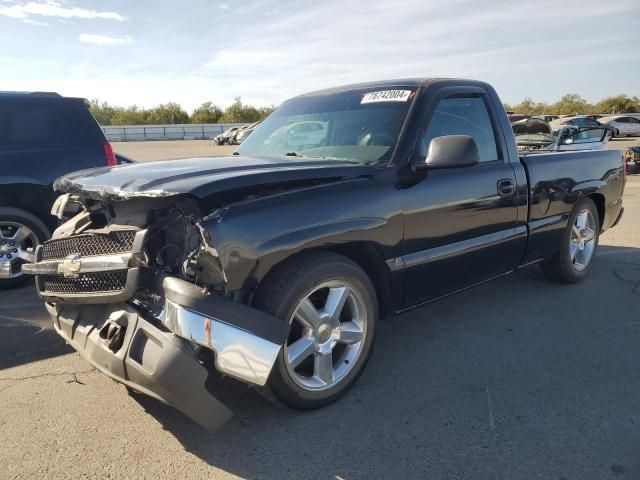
[58,255,82,278]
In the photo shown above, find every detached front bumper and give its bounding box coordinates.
[44,278,289,430]
[47,301,235,430]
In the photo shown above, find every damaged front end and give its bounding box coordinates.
[23,193,288,430]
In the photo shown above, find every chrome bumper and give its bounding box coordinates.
[160,277,289,387]
[163,299,281,386]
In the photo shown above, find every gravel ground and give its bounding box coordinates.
[113,140,236,162]
[0,146,639,480]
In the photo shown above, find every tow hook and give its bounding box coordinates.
[99,311,128,353]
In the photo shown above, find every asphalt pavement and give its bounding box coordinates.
[1,147,639,480]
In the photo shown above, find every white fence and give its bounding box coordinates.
[102,123,244,142]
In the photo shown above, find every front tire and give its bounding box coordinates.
[253,251,377,410]
[0,207,49,289]
[540,198,599,283]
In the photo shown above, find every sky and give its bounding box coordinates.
[1,0,639,111]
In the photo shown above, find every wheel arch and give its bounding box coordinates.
[588,193,605,231]
[253,243,394,319]
[0,183,55,231]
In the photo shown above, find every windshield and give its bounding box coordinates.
[235,87,416,164]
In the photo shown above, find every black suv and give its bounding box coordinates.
[0,92,117,288]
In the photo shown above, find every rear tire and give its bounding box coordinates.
[540,198,599,284]
[253,251,377,410]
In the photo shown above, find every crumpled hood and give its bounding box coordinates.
[54,156,371,200]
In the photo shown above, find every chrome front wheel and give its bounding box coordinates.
[253,251,377,410]
[284,281,368,391]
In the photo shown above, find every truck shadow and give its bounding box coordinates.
[0,283,72,371]
[131,245,640,480]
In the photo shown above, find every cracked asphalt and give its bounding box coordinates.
[1,158,640,479]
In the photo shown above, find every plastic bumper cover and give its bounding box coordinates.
[611,206,624,228]
[46,301,233,430]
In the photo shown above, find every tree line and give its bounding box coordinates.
[503,94,640,116]
[90,93,640,126]
[89,97,275,126]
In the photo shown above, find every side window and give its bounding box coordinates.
[0,104,53,146]
[422,96,499,163]
[572,128,607,144]
[616,117,628,123]
[0,102,100,148]
[627,117,640,124]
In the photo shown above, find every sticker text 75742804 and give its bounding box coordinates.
[361,90,413,104]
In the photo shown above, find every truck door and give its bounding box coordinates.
[401,90,525,307]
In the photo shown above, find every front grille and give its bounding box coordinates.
[42,230,137,261]
[39,271,128,294]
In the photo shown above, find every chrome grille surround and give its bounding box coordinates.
[42,230,137,260]
[23,228,146,304]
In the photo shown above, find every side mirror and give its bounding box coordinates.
[415,135,480,171]
[557,127,575,145]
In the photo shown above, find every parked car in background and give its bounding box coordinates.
[598,115,640,137]
[624,146,640,171]
[235,122,260,144]
[0,91,120,289]
[584,114,607,120]
[531,114,560,123]
[512,118,612,152]
[264,120,329,150]
[23,78,625,430]
[230,122,261,145]
[507,114,529,123]
[214,126,241,145]
[549,115,602,134]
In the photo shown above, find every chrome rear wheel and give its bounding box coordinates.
[540,198,599,284]
[569,209,596,272]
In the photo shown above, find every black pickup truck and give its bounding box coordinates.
[23,79,625,430]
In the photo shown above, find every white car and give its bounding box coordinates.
[266,121,328,150]
[549,115,602,134]
[597,115,640,137]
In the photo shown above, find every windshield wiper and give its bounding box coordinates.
[285,152,304,157]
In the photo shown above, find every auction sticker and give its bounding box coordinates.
[361,90,413,104]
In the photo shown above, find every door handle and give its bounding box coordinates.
[497,178,516,196]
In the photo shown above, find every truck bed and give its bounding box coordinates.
[519,149,625,264]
